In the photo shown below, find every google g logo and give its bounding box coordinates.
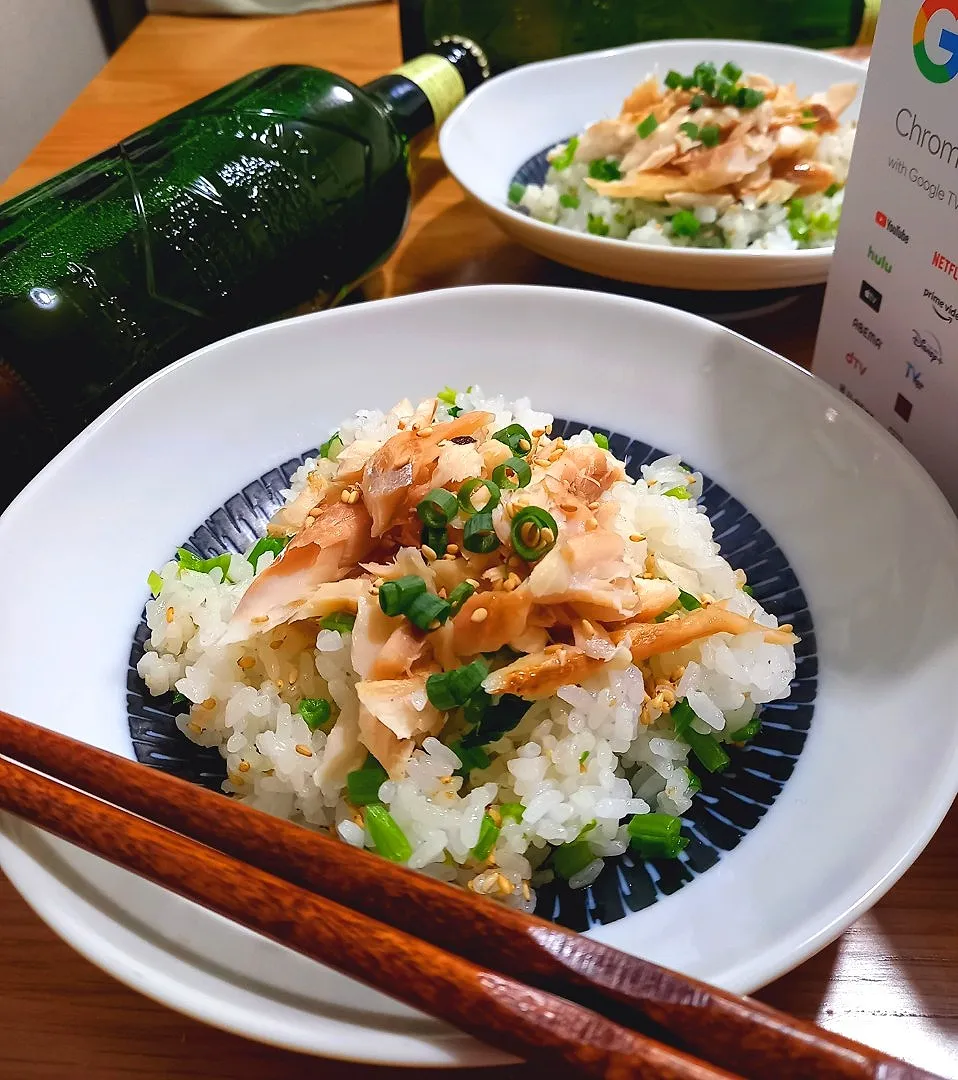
[914,1,958,83]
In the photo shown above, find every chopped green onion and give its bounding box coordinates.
[492,423,533,456]
[678,590,702,611]
[492,457,532,491]
[801,119,817,130]
[685,768,702,795]
[663,486,692,500]
[679,121,700,140]
[588,158,622,182]
[689,93,705,111]
[558,192,580,209]
[699,124,721,148]
[472,813,500,861]
[510,505,558,562]
[347,758,388,806]
[593,433,609,450]
[148,570,163,597]
[172,690,188,706]
[450,740,491,775]
[463,511,500,554]
[406,592,452,631]
[714,79,735,104]
[447,580,476,617]
[637,113,658,139]
[728,716,762,743]
[462,689,490,732]
[378,574,427,617]
[825,183,840,197]
[627,813,689,859]
[457,477,501,516]
[693,61,717,94]
[552,839,596,880]
[426,660,488,711]
[320,611,356,634]
[365,802,412,862]
[417,487,458,528]
[421,524,448,557]
[247,535,289,569]
[437,387,458,406]
[680,74,696,91]
[579,750,590,765]
[721,61,743,82]
[738,86,765,109]
[672,699,730,773]
[508,181,525,204]
[461,693,527,748]
[587,214,610,236]
[299,698,332,732]
[448,406,462,418]
[788,198,805,221]
[551,137,578,171]
[664,69,684,90]
[500,802,524,823]
[670,210,701,238]
[742,584,754,597]
[176,548,233,582]
[319,432,343,460]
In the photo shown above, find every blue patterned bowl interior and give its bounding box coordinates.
[128,419,816,930]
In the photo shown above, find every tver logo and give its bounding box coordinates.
[867,246,893,273]
[874,210,910,243]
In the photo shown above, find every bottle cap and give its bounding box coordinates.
[431,36,490,92]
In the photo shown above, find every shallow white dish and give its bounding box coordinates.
[440,40,865,291]
[1,285,957,1067]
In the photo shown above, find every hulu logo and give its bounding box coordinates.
[868,246,893,273]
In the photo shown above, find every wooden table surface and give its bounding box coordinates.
[1,5,955,1078]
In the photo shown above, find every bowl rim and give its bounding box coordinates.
[1,284,957,1064]
[440,38,866,264]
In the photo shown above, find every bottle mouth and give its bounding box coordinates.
[433,35,491,90]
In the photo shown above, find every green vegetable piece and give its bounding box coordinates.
[450,740,491,775]
[426,660,488,711]
[664,70,684,90]
[552,839,596,880]
[500,802,524,823]
[670,210,701,238]
[728,716,762,743]
[721,61,743,82]
[247,535,289,569]
[593,433,609,450]
[579,750,590,765]
[689,94,705,111]
[678,590,702,611]
[406,591,452,630]
[148,571,163,598]
[628,812,689,859]
[320,611,356,634]
[699,124,721,148]
[421,524,448,556]
[458,477,501,515]
[672,699,731,773]
[492,423,533,456]
[492,456,532,491]
[437,387,458,406]
[511,505,559,562]
[417,487,459,528]
[558,192,580,209]
[365,802,413,862]
[663,486,692,500]
[508,181,525,204]
[588,158,622,182]
[788,198,806,220]
[299,698,332,732]
[172,691,188,706]
[587,214,610,236]
[551,137,579,171]
[447,580,476,617]
[463,510,500,554]
[347,758,388,806]
[825,183,840,197]
[637,113,658,139]
[319,432,343,460]
[460,692,528,749]
[679,121,700,140]
[742,584,754,597]
[472,813,500,861]
[176,547,232,582]
[685,768,702,795]
[378,574,427,617]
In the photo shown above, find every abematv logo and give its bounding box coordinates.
[914,1,958,83]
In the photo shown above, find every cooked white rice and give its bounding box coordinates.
[137,391,796,910]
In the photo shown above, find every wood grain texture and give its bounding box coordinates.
[0,5,956,1078]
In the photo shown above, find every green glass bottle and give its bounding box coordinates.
[401,0,880,74]
[0,41,487,507]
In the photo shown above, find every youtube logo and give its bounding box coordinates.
[874,209,909,243]
[875,211,887,228]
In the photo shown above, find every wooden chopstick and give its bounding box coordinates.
[0,709,941,1080]
[0,728,735,1080]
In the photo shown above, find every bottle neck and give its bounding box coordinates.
[364,38,488,142]
[856,0,881,46]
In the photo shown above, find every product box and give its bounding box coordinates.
[814,2,958,504]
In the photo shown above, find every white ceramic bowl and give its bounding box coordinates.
[1,285,956,1067]
[440,40,865,290]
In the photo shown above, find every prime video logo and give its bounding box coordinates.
[914,1,958,83]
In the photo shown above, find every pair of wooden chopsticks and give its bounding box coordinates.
[0,709,940,1079]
